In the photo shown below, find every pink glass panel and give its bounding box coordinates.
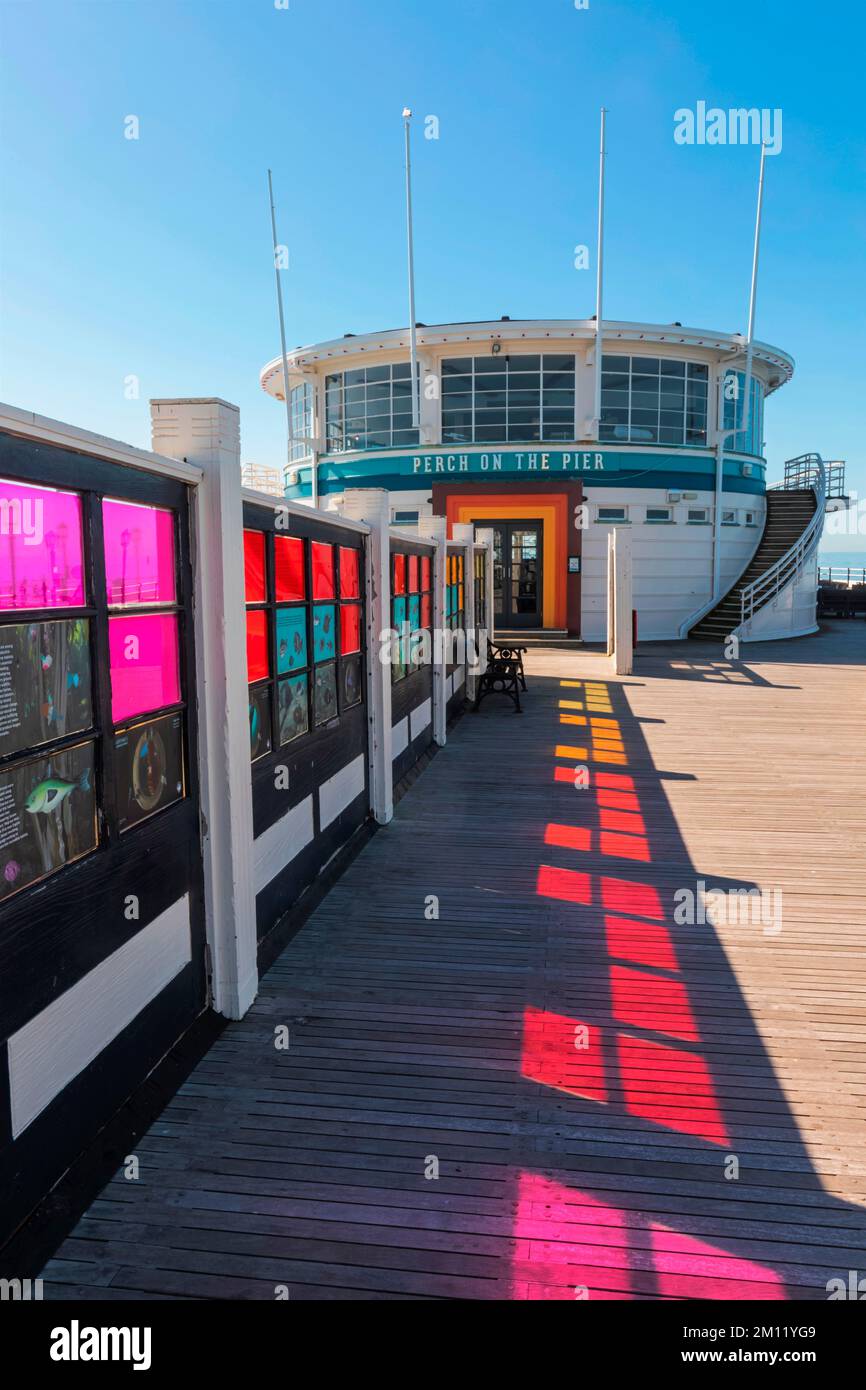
[102,499,176,606]
[109,613,180,723]
[0,479,85,611]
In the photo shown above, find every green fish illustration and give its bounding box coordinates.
[25,769,91,815]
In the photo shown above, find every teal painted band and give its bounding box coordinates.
[285,453,767,500]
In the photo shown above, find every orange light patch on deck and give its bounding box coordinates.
[559,699,584,710]
[560,680,583,688]
[555,745,589,760]
[590,718,619,729]
[605,914,679,971]
[597,789,641,812]
[596,772,635,791]
[600,807,646,835]
[590,750,628,766]
[559,714,587,727]
[600,831,651,862]
[521,1009,607,1103]
[617,1035,730,1145]
[554,766,583,785]
[611,965,699,1043]
[592,738,625,753]
[537,864,592,905]
[545,824,592,852]
[601,875,664,919]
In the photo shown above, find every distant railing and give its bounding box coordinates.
[740,454,826,627]
[819,565,866,586]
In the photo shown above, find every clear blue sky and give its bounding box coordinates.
[1,0,863,549]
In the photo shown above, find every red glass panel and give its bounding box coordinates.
[311,542,334,599]
[340,546,360,599]
[420,593,431,628]
[393,554,406,595]
[275,535,305,601]
[244,530,266,603]
[340,604,361,654]
[0,479,85,610]
[407,555,419,593]
[246,609,269,683]
[108,613,180,722]
[421,556,431,590]
[103,499,175,606]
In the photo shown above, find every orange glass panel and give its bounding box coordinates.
[311,542,335,599]
[340,603,361,655]
[246,609,269,683]
[339,546,360,599]
[407,555,419,592]
[274,536,305,601]
[243,530,266,603]
[393,553,406,595]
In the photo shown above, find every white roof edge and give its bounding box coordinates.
[0,401,203,483]
[260,318,795,395]
[241,487,370,534]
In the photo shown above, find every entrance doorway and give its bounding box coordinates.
[490,521,543,628]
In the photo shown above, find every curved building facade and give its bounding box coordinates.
[261,319,794,641]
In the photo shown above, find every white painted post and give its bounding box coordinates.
[452,522,475,701]
[150,398,258,1020]
[607,526,634,676]
[475,527,495,653]
[418,514,447,745]
[342,488,393,824]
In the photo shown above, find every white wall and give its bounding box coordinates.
[580,489,766,641]
[738,553,819,642]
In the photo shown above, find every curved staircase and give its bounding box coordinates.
[689,455,825,641]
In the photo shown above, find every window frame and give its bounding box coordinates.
[0,457,195,902]
[244,513,366,762]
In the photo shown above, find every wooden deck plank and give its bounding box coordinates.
[40,621,866,1299]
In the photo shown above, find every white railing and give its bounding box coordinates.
[739,454,826,627]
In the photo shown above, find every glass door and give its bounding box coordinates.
[489,521,543,628]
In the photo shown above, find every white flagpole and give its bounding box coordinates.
[403,108,420,431]
[741,142,768,452]
[592,107,607,438]
[268,169,317,507]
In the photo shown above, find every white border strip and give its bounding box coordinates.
[7,896,192,1138]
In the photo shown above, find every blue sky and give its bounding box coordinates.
[1,0,863,550]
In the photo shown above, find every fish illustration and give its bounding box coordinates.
[25,769,91,815]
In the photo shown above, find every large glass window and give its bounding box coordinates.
[289,382,314,463]
[325,364,419,453]
[245,527,364,760]
[391,548,432,682]
[441,354,576,445]
[600,356,709,447]
[723,371,764,457]
[0,483,187,903]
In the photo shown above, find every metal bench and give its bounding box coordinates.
[472,639,526,714]
[487,639,528,691]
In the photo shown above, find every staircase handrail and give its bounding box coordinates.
[739,454,826,626]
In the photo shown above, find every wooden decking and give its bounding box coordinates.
[41,622,866,1299]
